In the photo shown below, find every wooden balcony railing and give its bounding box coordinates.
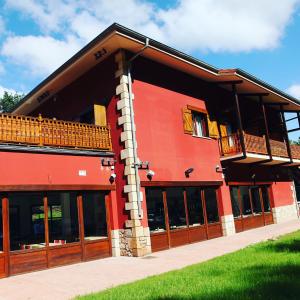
[244,133,268,155]
[290,145,300,160]
[0,113,112,151]
[219,132,300,161]
[269,139,288,158]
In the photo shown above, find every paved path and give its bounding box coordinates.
[0,219,299,300]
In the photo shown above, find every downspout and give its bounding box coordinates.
[127,38,149,218]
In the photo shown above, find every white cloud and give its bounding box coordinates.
[2,0,300,77]
[0,85,17,98]
[1,35,81,76]
[158,0,300,52]
[287,84,300,99]
[5,0,77,34]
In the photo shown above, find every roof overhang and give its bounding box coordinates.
[12,23,300,115]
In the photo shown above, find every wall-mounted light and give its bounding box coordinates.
[147,170,155,181]
[185,167,194,178]
[102,158,116,167]
[216,165,226,173]
[133,161,149,170]
[109,173,116,184]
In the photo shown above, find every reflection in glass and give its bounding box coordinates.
[9,192,45,251]
[0,203,2,252]
[47,192,79,245]
[82,192,107,240]
[240,187,252,216]
[251,187,262,214]
[186,188,204,226]
[204,188,219,223]
[261,186,271,212]
[230,187,241,218]
[146,188,166,233]
[166,188,187,230]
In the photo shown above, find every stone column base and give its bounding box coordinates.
[221,214,236,236]
[110,227,152,257]
[272,204,299,224]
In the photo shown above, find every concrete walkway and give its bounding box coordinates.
[0,219,299,300]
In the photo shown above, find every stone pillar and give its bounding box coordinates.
[271,182,299,224]
[221,214,235,236]
[219,184,236,236]
[114,50,151,257]
[272,204,298,223]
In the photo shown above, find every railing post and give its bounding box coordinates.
[232,84,246,156]
[280,105,293,162]
[217,123,224,156]
[260,96,272,160]
[38,113,43,146]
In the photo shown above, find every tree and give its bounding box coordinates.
[0,91,24,113]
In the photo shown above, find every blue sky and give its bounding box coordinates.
[0,0,300,138]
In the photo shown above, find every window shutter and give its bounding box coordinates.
[220,124,228,137]
[182,108,193,134]
[207,115,219,138]
[94,104,107,126]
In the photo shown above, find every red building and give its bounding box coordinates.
[0,23,299,277]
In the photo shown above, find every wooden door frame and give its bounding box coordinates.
[231,184,273,231]
[3,189,112,276]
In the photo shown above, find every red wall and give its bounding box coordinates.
[133,80,223,183]
[271,181,294,207]
[0,151,112,186]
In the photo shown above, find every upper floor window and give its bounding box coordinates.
[192,111,208,137]
[182,105,217,138]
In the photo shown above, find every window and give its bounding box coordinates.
[9,192,45,251]
[186,188,205,226]
[166,188,187,230]
[229,186,271,218]
[47,192,79,245]
[240,186,252,216]
[230,187,241,218]
[204,188,219,223]
[261,186,271,212]
[82,192,108,240]
[192,112,208,137]
[250,187,262,214]
[146,189,166,233]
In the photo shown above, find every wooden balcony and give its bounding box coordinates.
[219,132,300,163]
[0,113,112,152]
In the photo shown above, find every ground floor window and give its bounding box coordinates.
[204,189,219,223]
[47,192,79,245]
[230,185,271,218]
[166,188,187,230]
[9,192,45,251]
[146,189,166,233]
[146,186,220,234]
[186,187,204,226]
[82,192,108,240]
[1,191,109,252]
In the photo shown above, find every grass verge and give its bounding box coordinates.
[76,230,300,300]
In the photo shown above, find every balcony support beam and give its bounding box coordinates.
[260,96,272,160]
[280,105,293,163]
[232,84,246,157]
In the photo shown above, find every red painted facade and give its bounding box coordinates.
[133,80,223,183]
[0,151,111,187]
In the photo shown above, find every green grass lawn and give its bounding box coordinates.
[76,231,300,300]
